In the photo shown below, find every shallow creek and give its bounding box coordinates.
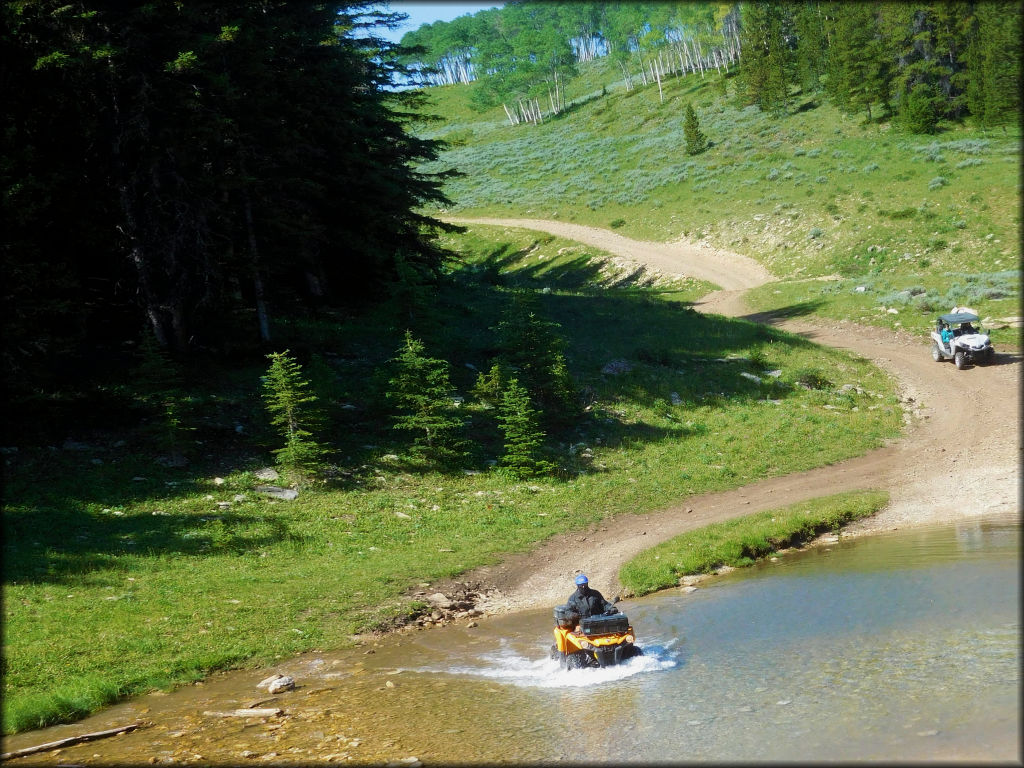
[5,512,1019,764]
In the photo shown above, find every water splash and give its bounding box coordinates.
[409,637,678,688]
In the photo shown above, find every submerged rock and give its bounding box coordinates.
[267,676,295,694]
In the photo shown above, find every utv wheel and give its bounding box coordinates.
[550,644,559,661]
[986,348,996,364]
[954,351,966,369]
[931,342,944,362]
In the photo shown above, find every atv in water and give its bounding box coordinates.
[930,309,995,369]
[551,604,642,669]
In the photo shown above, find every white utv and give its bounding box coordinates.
[930,309,995,369]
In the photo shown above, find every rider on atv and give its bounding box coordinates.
[565,574,618,620]
[552,575,640,668]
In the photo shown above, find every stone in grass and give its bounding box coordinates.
[254,467,280,481]
[256,485,298,501]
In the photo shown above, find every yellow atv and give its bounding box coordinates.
[551,604,642,669]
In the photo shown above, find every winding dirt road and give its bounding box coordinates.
[445,217,1021,614]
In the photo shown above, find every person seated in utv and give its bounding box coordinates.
[940,323,955,350]
[565,574,617,620]
[961,321,976,334]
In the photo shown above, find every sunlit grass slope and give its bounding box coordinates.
[414,58,1021,338]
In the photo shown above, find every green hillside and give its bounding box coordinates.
[414,57,1021,337]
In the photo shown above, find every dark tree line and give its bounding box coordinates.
[1,1,457,395]
[739,1,1021,129]
[398,1,1018,131]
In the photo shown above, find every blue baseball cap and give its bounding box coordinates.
[574,574,588,585]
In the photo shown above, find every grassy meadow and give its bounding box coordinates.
[3,226,905,733]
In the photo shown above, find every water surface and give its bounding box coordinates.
[4,514,1018,763]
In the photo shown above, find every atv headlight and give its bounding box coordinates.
[625,634,634,643]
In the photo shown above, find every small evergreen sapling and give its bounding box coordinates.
[262,350,326,478]
[387,331,467,465]
[471,361,512,407]
[494,294,578,426]
[897,84,938,134]
[497,378,553,479]
[684,103,708,155]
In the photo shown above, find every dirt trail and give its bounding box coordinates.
[444,217,1021,614]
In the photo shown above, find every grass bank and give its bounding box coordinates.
[619,490,890,596]
[3,227,903,734]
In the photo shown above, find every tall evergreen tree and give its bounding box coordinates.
[738,2,791,114]
[1,2,457,382]
[792,0,829,95]
[825,3,891,121]
[965,1,1021,129]
[882,3,971,127]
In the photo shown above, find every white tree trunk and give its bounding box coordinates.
[617,60,633,91]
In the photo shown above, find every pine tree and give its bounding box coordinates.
[386,332,467,465]
[471,361,512,407]
[683,103,708,155]
[792,1,828,95]
[825,3,892,121]
[897,84,939,134]
[494,294,578,427]
[498,378,553,479]
[966,1,1021,130]
[262,351,326,477]
[738,2,791,114]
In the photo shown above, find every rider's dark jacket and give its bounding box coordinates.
[565,586,616,618]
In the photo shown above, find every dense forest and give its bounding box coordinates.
[399,1,1020,130]
[1,2,457,402]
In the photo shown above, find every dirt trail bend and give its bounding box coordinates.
[444,217,1021,615]
[447,216,774,290]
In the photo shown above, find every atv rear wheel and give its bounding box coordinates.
[931,342,944,362]
[954,351,966,369]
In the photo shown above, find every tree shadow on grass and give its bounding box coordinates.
[737,299,828,326]
[3,504,305,585]
[2,451,308,585]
